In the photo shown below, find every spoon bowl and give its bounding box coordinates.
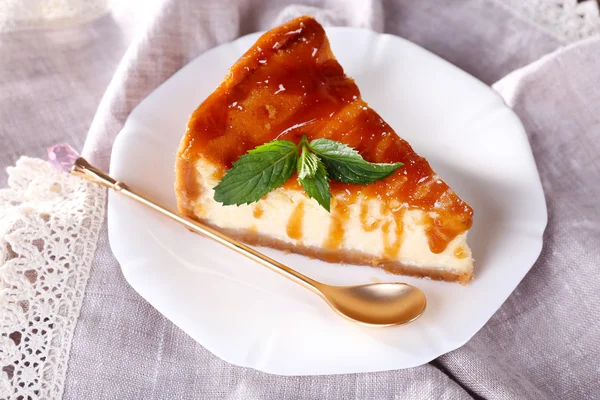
[318,282,427,326]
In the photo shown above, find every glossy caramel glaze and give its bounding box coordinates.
[177,15,473,254]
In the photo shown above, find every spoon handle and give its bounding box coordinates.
[71,157,322,294]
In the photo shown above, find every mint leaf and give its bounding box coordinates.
[213,135,404,211]
[297,145,319,179]
[213,140,298,205]
[309,138,403,184]
[298,155,332,211]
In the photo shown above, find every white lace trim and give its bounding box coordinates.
[0,0,111,32]
[0,157,106,400]
[498,0,600,43]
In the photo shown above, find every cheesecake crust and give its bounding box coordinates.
[185,216,473,285]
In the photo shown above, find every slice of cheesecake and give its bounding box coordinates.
[175,16,474,284]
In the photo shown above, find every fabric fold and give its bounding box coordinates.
[1,1,586,398]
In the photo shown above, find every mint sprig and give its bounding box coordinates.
[297,146,332,211]
[309,139,403,184]
[213,140,298,205]
[213,135,403,211]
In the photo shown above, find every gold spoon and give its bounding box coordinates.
[71,157,426,327]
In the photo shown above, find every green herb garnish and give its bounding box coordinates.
[213,135,403,212]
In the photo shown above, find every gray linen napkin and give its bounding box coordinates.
[0,14,132,187]
[4,0,598,399]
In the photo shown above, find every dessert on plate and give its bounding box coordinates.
[175,15,474,284]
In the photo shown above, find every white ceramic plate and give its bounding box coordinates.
[109,28,547,375]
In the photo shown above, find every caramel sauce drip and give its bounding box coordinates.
[359,201,381,232]
[253,205,264,219]
[324,198,350,249]
[381,209,405,259]
[178,159,200,199]
[286,202,305,240]
[179,15,473,254]
[454,246,468,259]
[423,214,469,254]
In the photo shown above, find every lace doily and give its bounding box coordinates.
[0,158,106,399]
[499,0,600,43]
[0,0,111,32]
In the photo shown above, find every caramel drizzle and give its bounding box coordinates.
[423,214,461,254]
[324,198,350,249]
[253,205,264,219]
[359,201,381,232]
[286,202,305,240]
[381,209,405,259]
[176,158,200,204]
[454,246,468,259]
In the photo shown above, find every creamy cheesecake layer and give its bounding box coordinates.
[184,158,473,274]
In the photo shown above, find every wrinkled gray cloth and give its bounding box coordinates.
[0,13,133,187]
[2,1,599,399]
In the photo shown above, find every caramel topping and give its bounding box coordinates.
[324,198,350,249]
[253,205,264,219]
[286,202,305,240]
[359,201,381,232]
[454,246,468,259]
[381,209,405,259]
[179,15,473,253]
[179,159,200,199]
[422,213,470,254]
